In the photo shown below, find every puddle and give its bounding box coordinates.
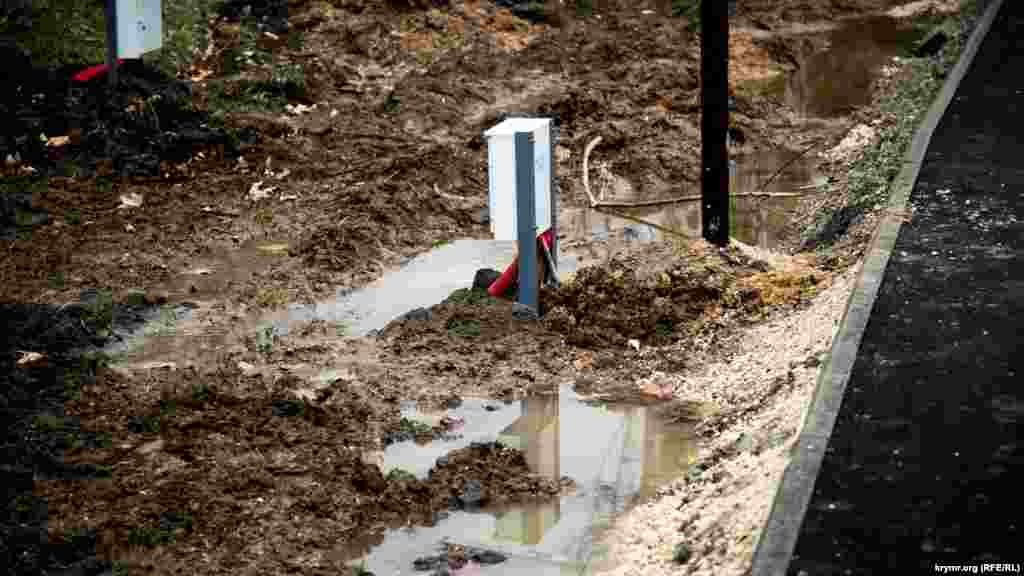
[563,149,824,261]
[781,15,925,117]
[344,384,696,574]
[258,239,580,337]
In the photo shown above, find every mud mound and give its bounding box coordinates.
[358,441,571,528]
[1,58,237,179]
[542,251,761,349]
[429,441,573,506]
[376,288,571,401]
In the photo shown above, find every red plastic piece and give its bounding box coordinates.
[72,60,125,82]
[487,228,554,298]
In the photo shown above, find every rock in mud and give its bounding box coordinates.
[412,555,445,571]
[467,548,507,565]
[472,268,500,292]
[673,542,693,564]
[914,30,949,57]
[458,478,484,507]
[473,206,490,225]
[511,302,539,321]
[401,307,432,322]
[801,204,861,251]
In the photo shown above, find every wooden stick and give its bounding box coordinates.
[592,191,801,208]
[592,206,693,240]
[756,139,821,193]
[582,136,602,207]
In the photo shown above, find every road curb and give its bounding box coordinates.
[747,1,1006,573]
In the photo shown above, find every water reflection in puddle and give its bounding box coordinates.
[563,149,824,262]
[782,15,923,117]
[348,384,695,574]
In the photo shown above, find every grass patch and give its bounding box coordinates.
[383,91,401,114]
[444,287,497,306]
[64,208,81,225]
[396,417,433,436]
[385,468,418,483]
[349,561,374,576]
[430,238,450,248]
[32,412,65,433]
[144,306,179,337]
[191,383,211,403]
[843,2,976,212]
[672,0,701,30]
[1,0,105,66]
[127,512,192,548]
[47,271,65,289]
[206,78,292,114]
[446,317,481,337]
[86,289,114,335]
[12,494,35,514]
[150,0,220,78]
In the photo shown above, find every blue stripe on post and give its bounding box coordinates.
[515,132,538,311]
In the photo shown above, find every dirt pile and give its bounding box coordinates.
[1,58,239,179]
[23,343,571,574]
[541,241,823,349]
[377,288,574,403]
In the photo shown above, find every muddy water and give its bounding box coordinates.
[347,384,695,574]
[259,239,580,337]
[781,15,924,117]
[563,149,824,263]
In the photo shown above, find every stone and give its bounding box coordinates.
[914,30,949,58]
[467,548,506,565]
[673,542,692,564]
[401,307,431,322]
[412,555,444,571]
[511,302,539,321]
[473,206,490,225]
[472,268,500,291]
[459,479,484,507]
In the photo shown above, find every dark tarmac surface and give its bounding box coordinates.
[787,1,1023,573]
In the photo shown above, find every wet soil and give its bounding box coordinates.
[376,239,827,406]
[0,0,960,573]
[2,0,943,310]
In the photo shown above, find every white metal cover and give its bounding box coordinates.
[485,118,551,241]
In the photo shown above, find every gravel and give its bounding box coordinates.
[590,262,860,576]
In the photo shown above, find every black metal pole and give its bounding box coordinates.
[701,0,729,246]
[105,0,118,87]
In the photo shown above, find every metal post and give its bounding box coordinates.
[701,0,729,246]
[515,132,539,312]
[549,122,558,278]
[105,0,119,87]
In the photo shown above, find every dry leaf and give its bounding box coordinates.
[16,351,45,366]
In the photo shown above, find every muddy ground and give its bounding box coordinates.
[1,0,956,307]
[1,0,970,573]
